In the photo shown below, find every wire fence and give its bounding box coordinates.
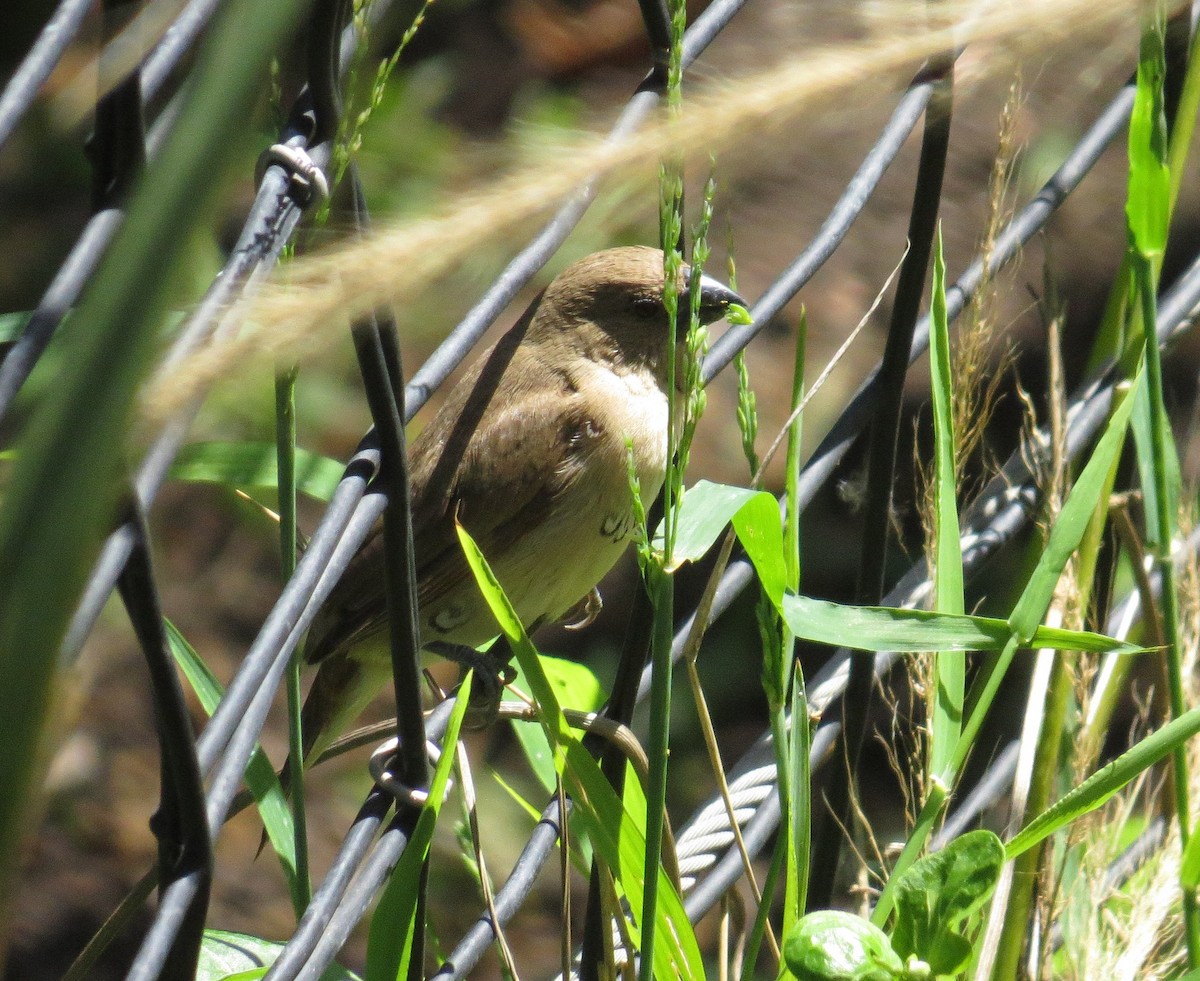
[2,0,1198,978]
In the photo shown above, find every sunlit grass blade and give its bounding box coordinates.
[926,225,964,781]
[0,0,314,927]
[164,621,298,902]
[366,671,473,981]
[507,654,605,795]
[777,597,1138,656]
[870,376,1139,922]
[455,523,705,980]
[781,310,808,937]
[1125,3,1197,959]
[274,365,310,915]
[952,370,1138,773]
[1007,704,1200,860]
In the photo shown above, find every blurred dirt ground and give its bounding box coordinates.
[4,0,1200,977]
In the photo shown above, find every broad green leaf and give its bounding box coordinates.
[663,479,787,601]
[733,490,788,608]
[456,523,704,980]
[891,830,1004,975]
[197,929,359,980]
[1008,704,1200,859]
[170,440,344,502]
[779,595,1139,655]
[164,621,297,894]
[660,480,771,569]
[366,672,472,981]
[509,654,604,794]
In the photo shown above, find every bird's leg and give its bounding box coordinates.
[562,586,602,631]
[424,639,516,728]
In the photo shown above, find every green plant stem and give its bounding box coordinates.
[641,0,686,960]
[275,365,311,914]
[990,649,1072,980]
[781,314,807,933]
[789,666,811,926]
[1135,251,1199,959]
[639,568,674,980]
[741,825,788,981]
[871,779,948,925]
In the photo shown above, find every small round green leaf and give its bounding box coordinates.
[784,910,904,981]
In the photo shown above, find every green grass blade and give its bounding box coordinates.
[163,621,298,897]
[781,310,807,936]
[1007,704,1200,860]
[455,523,704,979]
[366,672,472,981]
[1006,371,1139,643]
[926,224,965,781]
[777,596,1137,656]
[0,0,314,927]
[508,654,604,794]
[1126,3,1198,958]
[1127,9,1170,263]
[950,374,1138,786]
[275,366,310,915]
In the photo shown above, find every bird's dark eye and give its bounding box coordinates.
[632,297,660,319]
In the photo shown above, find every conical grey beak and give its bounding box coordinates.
[676,272,745,337]
[698,272,745,322]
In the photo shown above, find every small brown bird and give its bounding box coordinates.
[297,246,742,767]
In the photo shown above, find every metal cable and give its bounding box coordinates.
[0,0,94,153]
[343,66,1147,977]
[263,699,453,980]
[12,0,1191,970]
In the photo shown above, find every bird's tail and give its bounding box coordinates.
[258,649,393,857]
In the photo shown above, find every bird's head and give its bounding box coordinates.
[530,246,744,383]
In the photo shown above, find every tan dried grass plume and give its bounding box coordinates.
[139,0,1152,428]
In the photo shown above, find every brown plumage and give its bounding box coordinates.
[296,246,742,768]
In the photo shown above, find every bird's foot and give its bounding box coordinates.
[425,639,516,729]
[561,586,602,631]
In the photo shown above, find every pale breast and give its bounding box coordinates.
[502,362,669,626]
[420,362,670,647]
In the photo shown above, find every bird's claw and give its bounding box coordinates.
[425,639,514,729]
[561,586,602,631]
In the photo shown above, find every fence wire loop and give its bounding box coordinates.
[368,736,444,808]
[256,142,331,206]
